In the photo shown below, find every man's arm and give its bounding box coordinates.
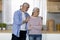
[13,11,30,25]
[13,11,23,25]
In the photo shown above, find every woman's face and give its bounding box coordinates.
[34,9,39,17]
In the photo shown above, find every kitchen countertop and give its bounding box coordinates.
[0,30,60,34]
[42,31,60,34]
[0,30,12,33]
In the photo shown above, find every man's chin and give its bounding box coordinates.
[24,11,27,13]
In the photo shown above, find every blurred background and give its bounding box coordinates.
[47,0,60,31]
[0,0,60,40]
[0,0,47,30]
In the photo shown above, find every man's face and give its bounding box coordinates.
[23,5,29,12]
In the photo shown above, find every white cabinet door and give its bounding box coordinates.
[46,34,60,40]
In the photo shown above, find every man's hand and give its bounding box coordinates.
[25,17,30,22]
[23,17,30,23]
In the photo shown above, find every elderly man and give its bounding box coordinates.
[11,3,30,40]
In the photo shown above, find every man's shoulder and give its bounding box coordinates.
[15,10,20,13]
[25,12,28,14]
[14,10,22,15]
[25,13,30,16]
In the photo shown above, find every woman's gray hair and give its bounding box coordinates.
[33,7,39,12]
[32,7,40,16]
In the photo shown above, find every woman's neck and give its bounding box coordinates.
[32,15,38,17]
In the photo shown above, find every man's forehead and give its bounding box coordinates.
[23,4,29,8]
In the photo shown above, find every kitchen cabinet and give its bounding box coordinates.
[47,1,60,12]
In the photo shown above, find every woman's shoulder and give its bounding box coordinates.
[38,16,43,20]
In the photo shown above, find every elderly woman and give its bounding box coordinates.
[28,7,43,40]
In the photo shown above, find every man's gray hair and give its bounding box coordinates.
[22,2,29,6]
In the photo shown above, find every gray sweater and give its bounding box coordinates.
[28,16,42,35]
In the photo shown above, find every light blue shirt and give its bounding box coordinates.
[12,10,30,37]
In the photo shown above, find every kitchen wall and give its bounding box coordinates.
[47,12,60,30]
[0,12,2,23]
[47,12,60,24]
